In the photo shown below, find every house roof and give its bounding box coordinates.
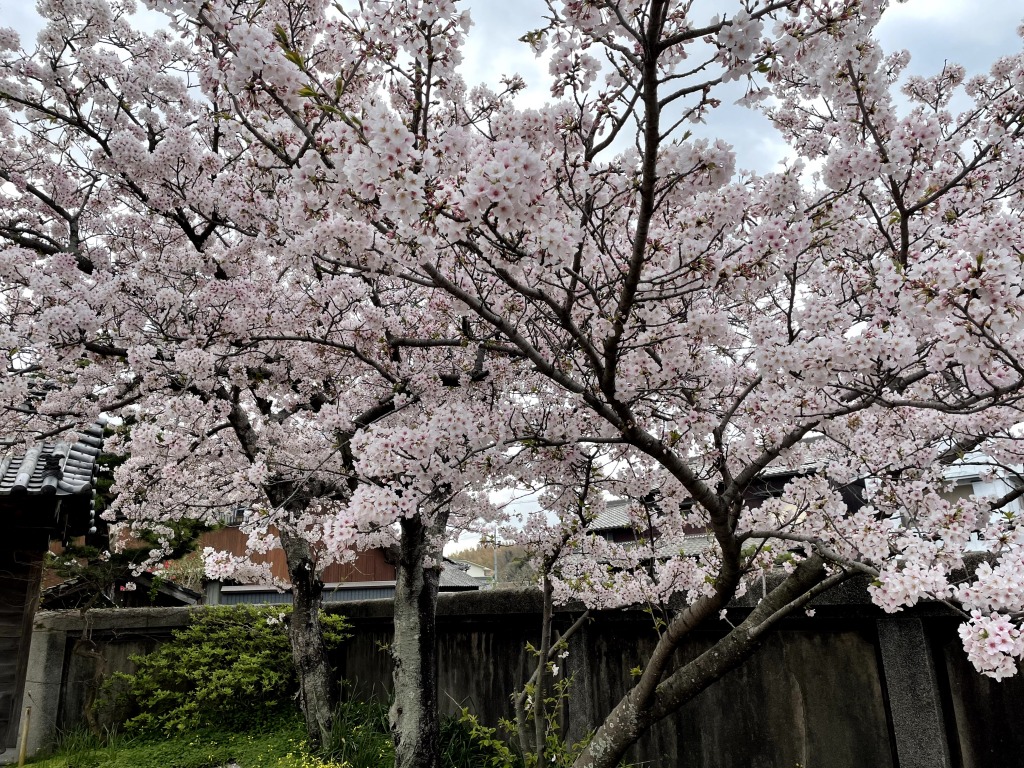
[448,558,492,573]
[588,498,718,559]
[589,499,632,532]
[0,422,104,497]
[40,571,203,609]
[440,560,485,589]
[215,557,485,604]
[662,533,716,557]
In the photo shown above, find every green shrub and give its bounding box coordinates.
[97,605,350,736]
[441,712,524,768]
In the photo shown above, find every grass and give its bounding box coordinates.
[322,697,394,767]
[25,716,331,768]
[25,700,512,768]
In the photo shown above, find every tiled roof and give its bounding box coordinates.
[589,499,632,532]
[662,534,715,557]
[440,560,485,589]
[0,421,104,497]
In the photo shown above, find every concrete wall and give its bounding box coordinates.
[14,589,1024,767]
[13,607,198,760]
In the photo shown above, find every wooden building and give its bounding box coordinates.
[199,526,482,605]
[0,426,102,753]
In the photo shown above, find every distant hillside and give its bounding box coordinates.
[450,544,536,586]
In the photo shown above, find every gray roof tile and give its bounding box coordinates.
[440,560,484,588]
[0,423,104,497]
[589,499,632,532]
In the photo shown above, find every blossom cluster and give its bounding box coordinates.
[4,0,1024,688]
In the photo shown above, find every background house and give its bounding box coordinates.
[447,559,493,586]
[199,525,482,605]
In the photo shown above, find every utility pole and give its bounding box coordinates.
[492,523,499,588]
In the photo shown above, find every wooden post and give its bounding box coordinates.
[17,705,31,767]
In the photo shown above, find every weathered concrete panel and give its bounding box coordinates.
[574,618,894,768]
[14,592,1022,768]
[940,625,1024,768]
[877,617,951,768]
[59,636,163,733]
[20,627,65,756]
[436,621,538,724]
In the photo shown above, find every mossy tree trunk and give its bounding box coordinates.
[389,513,446,768]
[280,530,335,752]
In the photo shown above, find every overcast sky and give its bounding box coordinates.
[3,0,1021,173]
[460,0,1024,172]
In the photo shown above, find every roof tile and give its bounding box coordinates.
[0,425,103,497]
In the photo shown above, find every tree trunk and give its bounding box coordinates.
[571,556,836,768]
[280,530,336,752]
[390,514,443,768]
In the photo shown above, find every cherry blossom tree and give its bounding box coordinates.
[415,3,1024,765]
[0,1,516,757]
[6,1,1024,768]
[416,3,1024,764]
[275,0,1024,764]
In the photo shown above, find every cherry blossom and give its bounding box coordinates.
[6,2,1024,767]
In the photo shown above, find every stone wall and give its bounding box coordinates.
[13,588,1024,767]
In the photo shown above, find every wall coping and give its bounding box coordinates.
[33,572,968,630]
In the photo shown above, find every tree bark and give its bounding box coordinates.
[280,530,336,752]
[390,514,443,768]
[533,575,555,762]
[571,556,836,768]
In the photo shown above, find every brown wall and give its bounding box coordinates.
[199,527,396,584]
[0,549,42,748]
